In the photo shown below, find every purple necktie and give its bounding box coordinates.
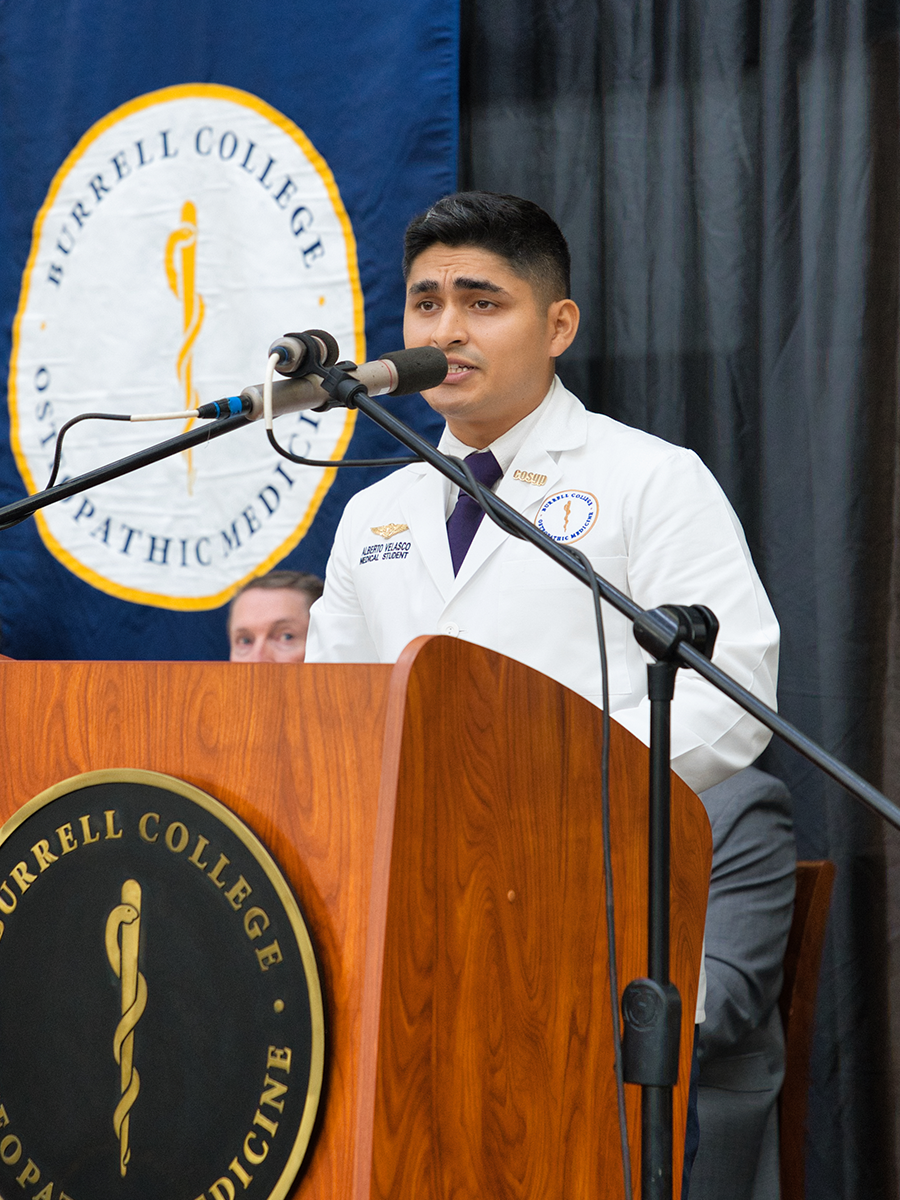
[446,449,503,575]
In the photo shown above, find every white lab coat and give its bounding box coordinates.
[306,379,779,795]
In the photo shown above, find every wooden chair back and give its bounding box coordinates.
[778,859,836,1200]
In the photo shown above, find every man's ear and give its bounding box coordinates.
[548,298,580,357]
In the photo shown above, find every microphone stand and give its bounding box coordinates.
[313,368,900,1200]
[3,371,899,1199]
[322,373,900,828]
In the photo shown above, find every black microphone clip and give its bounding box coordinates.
[317,360,372,409]
[268,329,340,377]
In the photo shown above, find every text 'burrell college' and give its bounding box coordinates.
[46,124,327,289]
[0,808,284,972]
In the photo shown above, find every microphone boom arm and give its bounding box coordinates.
[0,413,249,532]
[338,380,900,831]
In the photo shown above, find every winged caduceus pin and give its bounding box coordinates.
[370,524,409,540]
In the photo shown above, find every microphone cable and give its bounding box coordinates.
[567,545,633,1200]
[42,395,422,493]
[46,412,131,488]
[46,401,238,487]
[261,351,420,470]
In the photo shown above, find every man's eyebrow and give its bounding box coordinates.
[408,278,440,296]
[407,276,509,296]
[454,276,507,294]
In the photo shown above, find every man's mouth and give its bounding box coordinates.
[444,362,476,377]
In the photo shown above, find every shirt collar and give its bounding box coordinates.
[437,379,557,474]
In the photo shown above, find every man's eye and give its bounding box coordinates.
[279,632,295,641]
[417,299,438,311]
[473,299,495,310]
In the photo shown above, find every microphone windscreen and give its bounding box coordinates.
[304,328,340,368]
[380,347,448,395]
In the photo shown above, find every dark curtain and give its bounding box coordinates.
[460,1,900,1195]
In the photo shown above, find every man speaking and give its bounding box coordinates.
[305,192,778,795]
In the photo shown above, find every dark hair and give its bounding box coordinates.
[402,192,571,304]
[228,570,324,627]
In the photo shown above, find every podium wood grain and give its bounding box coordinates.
[0,637,711,1199]
[354,636,710,1200]
[0,656,391,1200]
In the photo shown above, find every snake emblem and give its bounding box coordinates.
[165,200,206,493]
[105,879,147,1177]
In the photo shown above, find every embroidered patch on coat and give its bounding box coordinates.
[536,491,599,544]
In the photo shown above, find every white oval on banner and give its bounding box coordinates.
[8,84,364,610]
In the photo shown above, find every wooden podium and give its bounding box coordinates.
[0,635,711,1199]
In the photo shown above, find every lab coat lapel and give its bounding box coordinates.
[450,382,588,592]
[397,463,456,602]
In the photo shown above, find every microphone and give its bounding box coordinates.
[267,329,340,376]
[233,346,448,422]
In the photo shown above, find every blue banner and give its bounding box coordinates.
[0,3,458,659]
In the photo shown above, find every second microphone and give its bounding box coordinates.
[237,346,448,421]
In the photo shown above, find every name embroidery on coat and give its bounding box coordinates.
[359,540,411,564]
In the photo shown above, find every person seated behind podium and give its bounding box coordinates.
[691,766,797,1200]
[228,571,324,663]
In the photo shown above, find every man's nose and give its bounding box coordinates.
[431,304,467,347]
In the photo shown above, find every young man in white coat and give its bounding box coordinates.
[305,191,779,798]
[306,191,781,1195]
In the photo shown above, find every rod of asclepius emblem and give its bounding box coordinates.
[105,879,147,1177]
[165,200,206,494]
